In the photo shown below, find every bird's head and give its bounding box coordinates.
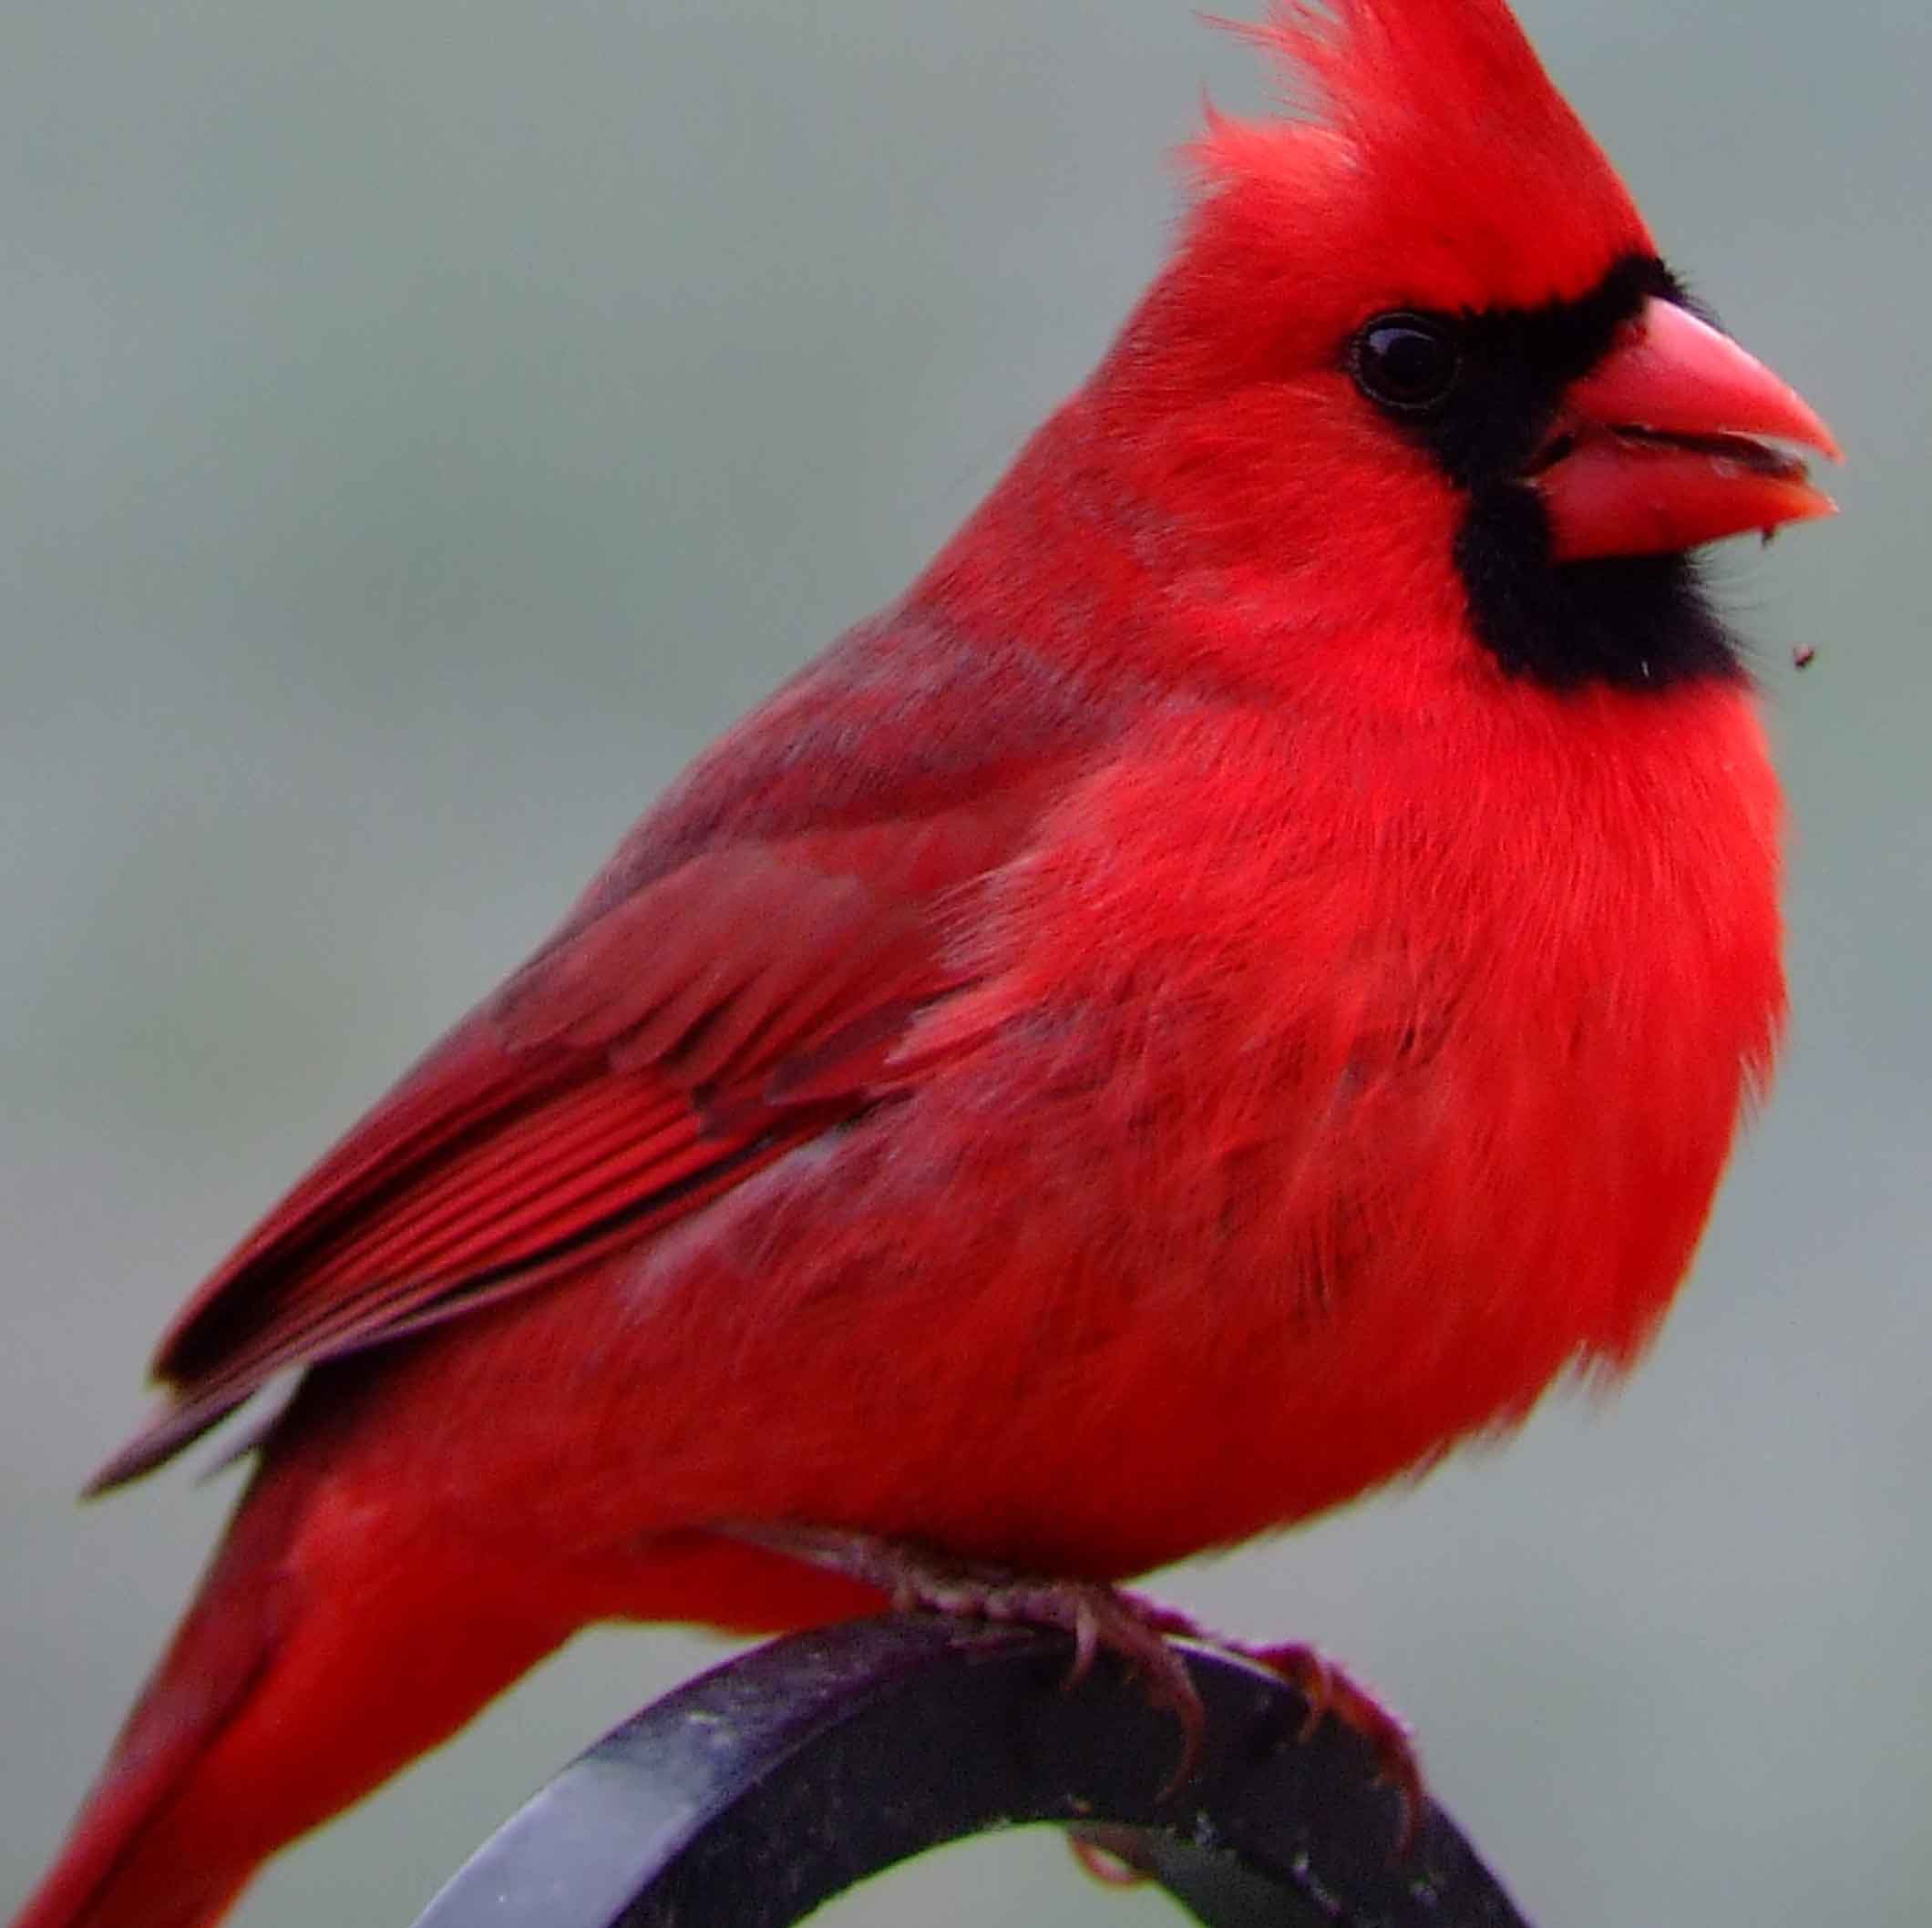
[1080,0,1839,695]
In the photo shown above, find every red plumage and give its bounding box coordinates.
[14,5,1835,1925]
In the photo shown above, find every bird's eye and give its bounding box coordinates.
[1351,313,1463,415]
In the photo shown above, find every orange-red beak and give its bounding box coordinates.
[1532,298,1840,562]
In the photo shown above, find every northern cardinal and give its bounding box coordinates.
[13,4,1839,1925]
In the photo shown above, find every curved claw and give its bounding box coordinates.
[1151,1676,1207,1800]
[1063,1596,1102,1690]
[1067,1823,1160,1890]
[1249,1640,1337,1743]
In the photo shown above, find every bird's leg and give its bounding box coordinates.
[719,1522,1423,1846]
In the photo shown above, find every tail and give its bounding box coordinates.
[9,1461,581,1928]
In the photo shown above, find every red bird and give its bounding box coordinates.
[14,5,1838,1925]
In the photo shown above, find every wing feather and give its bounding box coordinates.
[87,796,1044,1494]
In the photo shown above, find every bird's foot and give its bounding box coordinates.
[721,1522,1422,1850]
[1235,1636,1423,1849]
[724,1523,1209,1779]
[1069,1636,1422,1883]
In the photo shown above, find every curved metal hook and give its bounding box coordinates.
[411,1615,1535,1927]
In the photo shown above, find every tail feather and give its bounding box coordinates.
[9,1462,577,1928]
[11,1466,296,1928]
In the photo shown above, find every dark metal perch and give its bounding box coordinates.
[410,1614,1535,1927]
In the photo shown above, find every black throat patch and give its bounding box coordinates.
[1377,253,1746,693]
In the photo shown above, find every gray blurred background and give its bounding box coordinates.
[1,2,1924,1923]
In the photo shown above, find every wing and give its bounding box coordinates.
[88,627,1100,1494]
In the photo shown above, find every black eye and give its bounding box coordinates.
[1351,313,1462,415]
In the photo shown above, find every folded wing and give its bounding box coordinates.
[87,798,1048,1492]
